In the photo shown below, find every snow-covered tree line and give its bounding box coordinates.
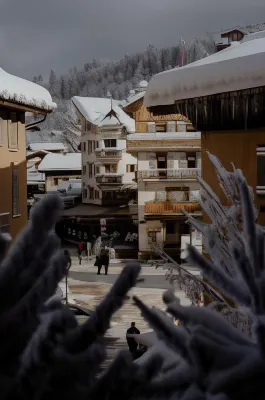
[38,38,216,102]
[29,37,215,145]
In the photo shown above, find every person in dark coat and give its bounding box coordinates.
[126,322,140,358]
[94,256,102,275]
[100,249,109,275]
[64,249,72,271]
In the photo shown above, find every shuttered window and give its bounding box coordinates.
[12,166,20,216]
[8,113,18,150]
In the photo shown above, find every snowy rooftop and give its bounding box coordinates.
[72,97,135,132]
[0,67,56,112]
[27,165,45,184]
[38,153,81,172]
[28,142,66,151]
[144,35,265,107]
[124,91,145,108]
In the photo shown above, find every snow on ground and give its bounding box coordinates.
[0,67,55,111]
[144,35,265,107]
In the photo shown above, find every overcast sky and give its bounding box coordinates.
[1,0,265,79]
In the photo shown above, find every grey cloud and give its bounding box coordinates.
[0,0,264,79]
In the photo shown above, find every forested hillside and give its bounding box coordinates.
[28,36,216,148]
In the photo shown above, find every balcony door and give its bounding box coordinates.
[156,152,167,177]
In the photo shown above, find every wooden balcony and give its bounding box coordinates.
[96,174,123,184]
[139,168,201,181]
[144,201,201,214]
[95,150,122,163]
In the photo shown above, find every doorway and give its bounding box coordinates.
[156,152,167,177]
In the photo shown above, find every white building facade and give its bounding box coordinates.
[72,97,137,206]
[127,130,202,261]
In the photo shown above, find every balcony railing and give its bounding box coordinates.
[95,150,122,162]
[139,168,201,180]
[0,212,10,233]
[96,174,123,184]
[144,201,201,214]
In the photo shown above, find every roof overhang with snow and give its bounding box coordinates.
[0,67,56,113]
[144,36,265,110]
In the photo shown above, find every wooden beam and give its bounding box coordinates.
[0,99,52,114]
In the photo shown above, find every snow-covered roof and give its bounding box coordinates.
[124,91,145,108]
[0,67,56,112]
[27,165,45,183]
[72,96,135,132]
[38,153,81,172]
[219,22,265,36]
[144,36,265,107]
[28,142,66,151]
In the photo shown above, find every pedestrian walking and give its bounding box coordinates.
[100,249,109,275]
[126,322,140,359]
[64,249,72,271]
[78,241,84,257]
[94,255,102,275]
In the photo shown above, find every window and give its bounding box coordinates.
[53,178,59,185]
[104,139,116,148]
[187,153,196,168]
[126,164,136,173]
[88,164,93,178]
[156,153,167,169]
[87,141,93,154]
[95,190,100,199]
[82,165,86,174]
[96,166,100,174]
[156,123,167,132]
[89,187,94,200]
[8,113,18,150]
[12,166,19,216]
[257,146,265,187]
[105,164,116,173]
[96,141,99,149]
[86,121,92,131]
[83,189,87,198]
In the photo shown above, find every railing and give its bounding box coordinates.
[139,168,201,180]
[96,174,123,184]
[144,201,201,214]
[0,212,10,233]
[95,151,122,161]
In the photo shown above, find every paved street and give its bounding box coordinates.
[64,256,192,368]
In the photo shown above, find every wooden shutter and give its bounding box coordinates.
[196,152,201,168]
[12,166,19,216]
[176,121,186,132]
[167,121,175,132]
[147,122,156,133]
[8,113,18,149]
